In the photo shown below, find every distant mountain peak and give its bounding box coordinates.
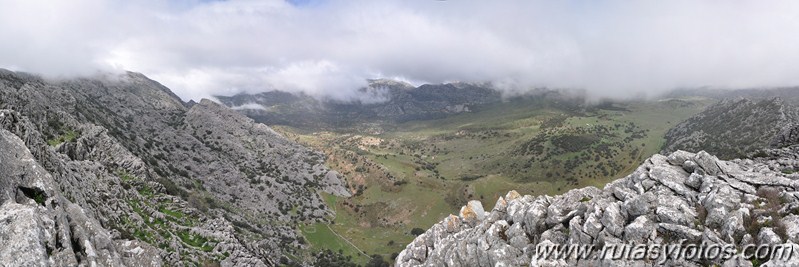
[366,78,416,89]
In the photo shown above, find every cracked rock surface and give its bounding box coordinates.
[0,129,162,267]
[397,150,799,266]
[0,69,350,266]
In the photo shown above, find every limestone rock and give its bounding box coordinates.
[0,69,349,265]
[397,150,799,266]
[460,200,486,222]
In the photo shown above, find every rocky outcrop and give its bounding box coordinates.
[663,98,799,159]
[396,150,799,266]
[0,69,350,266]
[0,128,162,266]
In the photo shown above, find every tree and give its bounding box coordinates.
[365,254,389,267]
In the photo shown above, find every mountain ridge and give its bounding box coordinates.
[213,81,505,129]
[0,69,350,266]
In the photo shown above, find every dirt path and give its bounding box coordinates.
[325,224,370,257]
[326,196,371,258]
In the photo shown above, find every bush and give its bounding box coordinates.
[410,228,425,236]
[188,194,209,212]
[205,196,220,210]
[752,150,770,158]
[157,178,187,198]
[365,255,389,267]
[314,249,358,267]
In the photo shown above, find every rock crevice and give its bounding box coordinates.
[397,150,799,266]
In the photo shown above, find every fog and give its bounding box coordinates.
[1,0,799,101]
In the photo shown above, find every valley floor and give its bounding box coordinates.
[275,97,713,264]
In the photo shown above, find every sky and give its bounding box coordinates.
[1,0,799,101]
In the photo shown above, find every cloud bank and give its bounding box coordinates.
[1,0,799,101]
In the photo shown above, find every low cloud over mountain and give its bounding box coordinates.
[2,0,799,101]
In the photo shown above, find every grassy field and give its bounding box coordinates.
[277,97,713,264]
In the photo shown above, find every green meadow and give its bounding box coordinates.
[278,97,712,264]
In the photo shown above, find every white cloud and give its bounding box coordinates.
[1,0,799,101]
[230,102,268,111]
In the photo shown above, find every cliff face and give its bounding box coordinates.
[396,150,799,266]
[0,70,349,266]
[663,98,799,159]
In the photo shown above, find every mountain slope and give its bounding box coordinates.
[396,149,799,266]
[663,98,799,159]
[214,80,502,130]
[0,69,349,266]
[0,126,162,266]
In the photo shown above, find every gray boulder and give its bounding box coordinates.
[396,150,799,266]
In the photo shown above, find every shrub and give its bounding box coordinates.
[188,194,209,212]
[365,255,389,267]
[410,228,425,236]
[205,196,220,210]
[157,177,187,198]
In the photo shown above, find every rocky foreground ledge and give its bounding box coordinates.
[396,150,799,266]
